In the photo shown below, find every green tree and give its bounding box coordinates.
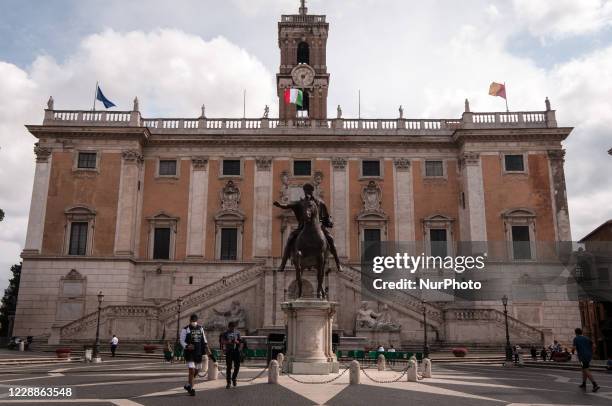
[0,263,21,337]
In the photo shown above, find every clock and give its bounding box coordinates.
[291,64,315,87]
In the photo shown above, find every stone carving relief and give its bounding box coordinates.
[191,157,208,170]
[356,302,401,331]
[361,181,383,214]
[204,300,247,330]
[279,170,323,203]
[331,157,347,170]
[393,158,410,171]
[255,157,272,171]
[121,150,144,164]
[220,180,241,211]
[34,143,52,163]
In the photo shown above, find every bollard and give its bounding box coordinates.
[422,358,432,378]
[276,352,284,373]
[349,360,360,385]
[406,360,417,382]
[377,354,386,371]
[409,355,417,363]
[207,362,219,381]
[19,341,25,352]
[201,355,209,375]
[268,360,279,384]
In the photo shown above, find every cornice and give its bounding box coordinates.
[25,125,150,142]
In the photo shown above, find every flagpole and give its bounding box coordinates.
[92,81,99,111]
[243,89,246,119]
[504,82,509,112]
[358,89,361,119]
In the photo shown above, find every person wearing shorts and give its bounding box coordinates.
[572,328,600,392]
[180,314,214,396]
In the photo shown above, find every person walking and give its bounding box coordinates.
[220,321,243,389]
[540,347,547,362]
[572,327,600,392]
[180,314,215,396]
[109,335,118,357]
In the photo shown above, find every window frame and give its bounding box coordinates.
[292,159,313,177]
[502,153,528,174]
[68,222,89,256]
[146,212,178,261]
[157,158,179,178]
[73,150,100,172]
[63,206,96,256]
[502,208,537,261]
[424,160,445,178]
[152,227,172,260]
[360,159,382,178]
[219,227,239,261]
[220,159,243,178]
[422,214,454,259]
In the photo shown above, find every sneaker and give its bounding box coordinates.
[579,383,586,389]
[226,382,231,389]
[593,384,600,393]
[189,388,196,396]
[232,378,237,387]
[184,384,191,394]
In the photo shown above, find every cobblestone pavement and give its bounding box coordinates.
[0,357,611,405]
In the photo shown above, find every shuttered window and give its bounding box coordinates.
[220,228,238,260]
[153,228,171,260]
[68,222,88,255]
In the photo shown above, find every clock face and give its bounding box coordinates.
[291,65,315,87]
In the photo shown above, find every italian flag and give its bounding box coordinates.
[284,88,303,107]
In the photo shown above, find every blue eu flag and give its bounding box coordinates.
[96,85,116,109]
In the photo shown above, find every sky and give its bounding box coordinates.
[0,0,611,288]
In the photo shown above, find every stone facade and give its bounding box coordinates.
[14,3,581,348]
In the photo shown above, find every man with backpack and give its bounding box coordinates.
[180,314,215,396]
[220,321,244,389]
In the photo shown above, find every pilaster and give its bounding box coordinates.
[254,157,273,259]
[186,157,209,258]
[331,157,348,258]
[23,144,52,254]
[113,150,143,256]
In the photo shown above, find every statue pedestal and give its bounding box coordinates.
[281,299,339,375]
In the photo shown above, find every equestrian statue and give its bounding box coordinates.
[274,183,342,299]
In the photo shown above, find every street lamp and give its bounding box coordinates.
[422,299,429,359]
[175,297,183,358]
[92,291,104,361]
[502,295,512,362]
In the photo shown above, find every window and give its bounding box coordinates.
[293,160,311,176]
[430,229,448,257]
[511,225,531,260]
[222,159,241,176]
[153,227,171,260]
[77,152,97,169]
[189,276,194,285]
[68,222,88,255]
[159,160,177,176]
[425,160,444,177]
[362,160,381,177]
[297,41,309,64]
[363,228,381,263]
[220,228,238,260]
[504,154,525,172]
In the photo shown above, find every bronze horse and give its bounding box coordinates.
[292,198,329,299]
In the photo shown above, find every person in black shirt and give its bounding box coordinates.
[220,321,243,389]
[180,314,214,396]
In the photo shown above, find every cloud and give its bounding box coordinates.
[512,0,612,40]
[0,29,276,288]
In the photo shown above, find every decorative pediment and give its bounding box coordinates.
[502,208,536,220]
[422,214,454,226]
[64,205,96,221]
[147,211,178,221]
[62,269,85,281]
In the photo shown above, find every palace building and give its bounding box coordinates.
[14,2,581,348]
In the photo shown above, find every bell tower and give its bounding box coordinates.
[277,0,329,121]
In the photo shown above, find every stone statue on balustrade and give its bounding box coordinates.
[204,300,247,331]
[356,302,400,331]
[263,105,269,118]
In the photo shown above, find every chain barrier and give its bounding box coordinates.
[216,364,270,382]
[284,366,350,384]
[359,364,410,383]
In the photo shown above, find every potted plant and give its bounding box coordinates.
[452,347,468,357]
[55,348,72,359]
[143,344,157,353]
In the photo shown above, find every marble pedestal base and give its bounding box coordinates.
[355,328,401,348]
[281,299,339,375]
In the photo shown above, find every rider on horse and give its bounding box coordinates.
[274,183,342,273]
